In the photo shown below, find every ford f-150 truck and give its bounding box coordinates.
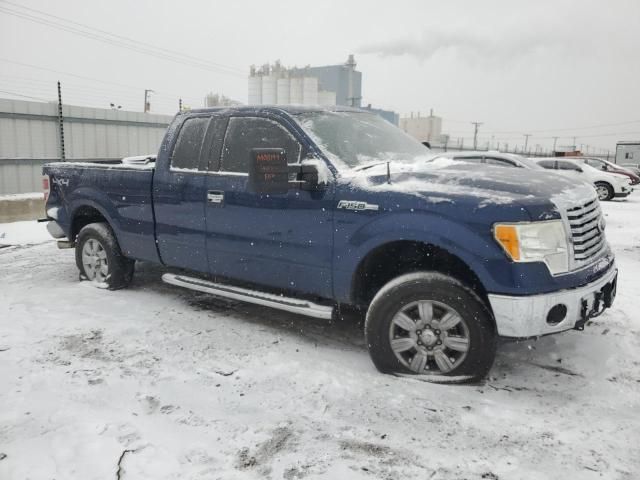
[42,106,618,380]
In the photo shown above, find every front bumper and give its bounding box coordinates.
[488,263,618,338]
[616,185,633,197]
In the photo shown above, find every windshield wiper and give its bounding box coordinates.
[352,161,389,172]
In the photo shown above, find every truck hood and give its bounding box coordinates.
[345,161,597,216]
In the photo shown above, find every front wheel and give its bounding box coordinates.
[75,222,134,289]
[365,272,496,381]
[595,182,614,201]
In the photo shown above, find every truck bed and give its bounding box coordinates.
[43,159,159,263]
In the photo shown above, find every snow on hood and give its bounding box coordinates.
[346,160,591,208]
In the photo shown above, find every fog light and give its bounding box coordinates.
[547,304,567,325]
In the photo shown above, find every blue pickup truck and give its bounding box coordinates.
[42,106,618,380]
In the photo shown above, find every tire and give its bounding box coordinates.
[595,182,614,201]
[365,272,496,381]
[75,222,134,290]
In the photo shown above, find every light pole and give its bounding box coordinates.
[523,134,531,153]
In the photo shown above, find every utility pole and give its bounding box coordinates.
[57,81,65,162]
[144,89,154,113]
[552,136,559,152]
[471,122,483,150]
[523,134,531,153]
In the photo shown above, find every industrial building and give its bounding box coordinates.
[248,55,362,107]
[615,141,640,164]
[399,111,443,144]
[362,105,399,126]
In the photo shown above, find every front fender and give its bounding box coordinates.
[333,212,507,304]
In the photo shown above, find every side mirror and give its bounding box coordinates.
[249,148,289,194]
[298,162,329,191]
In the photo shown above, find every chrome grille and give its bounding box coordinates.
[566,198,606,266]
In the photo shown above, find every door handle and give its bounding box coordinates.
[207,191,224,204]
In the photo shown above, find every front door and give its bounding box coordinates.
[205,115,334,298]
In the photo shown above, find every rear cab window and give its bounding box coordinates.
[170,117,210,171]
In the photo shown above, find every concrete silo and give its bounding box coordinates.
[277,77,290,105]
[261,74,277,104]
[302,77,318,105]
[248,75,262,105]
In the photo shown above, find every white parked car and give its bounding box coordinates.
[533,158,633,201]
[427,150,544,169]
[425,151,632,201]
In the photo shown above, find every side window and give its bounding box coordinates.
[221,117,302,173]
[485,157,515,167]
[557,161,581,171]
[537,160,556,169]
[170,117,210,170]
[453,156,482,164]
[586,159,605,170]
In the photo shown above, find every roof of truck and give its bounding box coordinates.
[187,105,368,115]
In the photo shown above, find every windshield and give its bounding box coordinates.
[295,111,429,169]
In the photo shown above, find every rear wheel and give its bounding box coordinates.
[75,222,134,289]
[365,272,496,381]
[595,182,614,201]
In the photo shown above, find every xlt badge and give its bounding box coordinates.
[337,200,379,211]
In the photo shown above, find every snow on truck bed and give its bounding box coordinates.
[0,199,639,479]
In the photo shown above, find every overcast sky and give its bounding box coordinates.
[1,0,639,152]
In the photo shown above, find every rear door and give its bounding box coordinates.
[204,115,334,297]
[153,115,213,272]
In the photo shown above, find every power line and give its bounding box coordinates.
[0,2,245,77]
[1,0,244,75]
[482,119,640,135]
[0,89,51,101]
[0,58,203,104]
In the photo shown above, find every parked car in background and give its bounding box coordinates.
[533,158,633,201]
[426,151,632,201]
[576,157,640,186]
[620,163,640,177]
[427,150,544,169]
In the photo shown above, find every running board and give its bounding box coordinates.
[162,273,334,320]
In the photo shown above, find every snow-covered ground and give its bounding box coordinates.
[0,199,639,480]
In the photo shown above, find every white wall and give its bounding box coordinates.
[0,98,173,194]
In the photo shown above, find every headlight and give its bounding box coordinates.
[494,220,569,275]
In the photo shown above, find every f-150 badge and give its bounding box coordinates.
[337,200,379,211]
